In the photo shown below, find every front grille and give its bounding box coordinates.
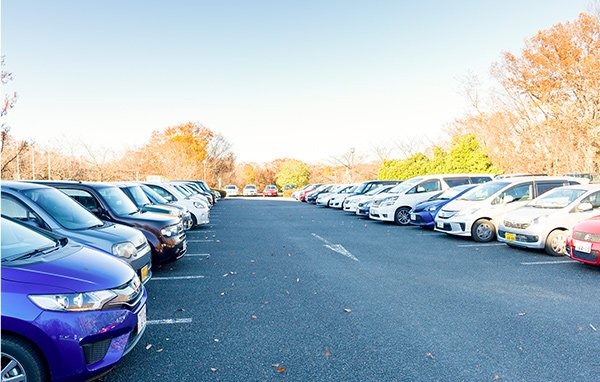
[107,277,143,310]
[411,215,424,223]
[82,338,112,365]
[499,230,538,243]
[135,242,150,258]
[573,231,600,242]
[503,220,530,230]
[573,249,599,263]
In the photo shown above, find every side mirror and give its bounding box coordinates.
[504,195,515,204]
[578,202,593,212]
[90,207,107,217]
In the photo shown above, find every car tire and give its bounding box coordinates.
[394,207,411,225]
[545,229,567,257]
[190,213,198,228]
[472,219,496,242]
[1,335,48,382]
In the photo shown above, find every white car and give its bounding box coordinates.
[315,185,352,206]
[343,185,395,213]
[224,185,239,197]
[434,176,587,242]
[243,184,258,196]
[370,174,493,225]
[328,184,359,208]
[498,184,600,256]
[144,182,210,227]
[170,182,211,208]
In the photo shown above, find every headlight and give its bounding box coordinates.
[193,201,206,209]
[381,196,399,206]
[426,206,438,212]
[161,224,180,238]
[455,207,480,217]
[112,242,136,259]
[29,290,116,312]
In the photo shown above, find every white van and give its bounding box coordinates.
[369,174,492,225]
[435,176,587,242]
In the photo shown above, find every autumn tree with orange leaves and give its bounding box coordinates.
[453,12,600,174]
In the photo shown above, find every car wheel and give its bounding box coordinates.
[2,335,48,382]
[327,200,331,207]
[190,213,198,228]
[545,229,567,256]
[472,219,496,242]
[394,207,411,225]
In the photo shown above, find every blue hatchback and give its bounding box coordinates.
[409,184,476,228]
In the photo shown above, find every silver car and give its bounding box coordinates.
[498,184,600,256]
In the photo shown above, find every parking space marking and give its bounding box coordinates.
[184,253,211,258]
[417,233,441,236]
[187,239,214,243]
[521,260,577,265]
[311,233,359,262]
[189,230,216,233]
[457,243,506,248]
[151,275,205,280]
[147,318,193,325]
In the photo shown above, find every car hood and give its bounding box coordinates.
[501,206,562,224]
[62,223,144,253]
[372,192,395,202]
[572,215,600,233]
[441,199,481,212]
[128,211,180,226]
[2,242,136,293]
[414,199,446,212]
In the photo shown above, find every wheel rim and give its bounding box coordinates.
[1,353,27,382]
[396,209,410,225]
[476,223,493,241]
[550,232,566,255]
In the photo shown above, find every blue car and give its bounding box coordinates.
[409,184,476,228]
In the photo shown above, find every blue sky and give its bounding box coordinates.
[1,0,590,163]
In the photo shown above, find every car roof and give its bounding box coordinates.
[25,180,115,189]
[1,180,53,191]
[486,176,588,184]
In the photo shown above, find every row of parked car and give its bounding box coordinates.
[294,174,600,262]
[1,179,219,381]
[223,184,279,197]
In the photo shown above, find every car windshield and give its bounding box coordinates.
[225,186,236,190]
[266,185,276,190]
[345,185,358,193]
[22,187,103,230]
[389,178,424,194]
[126,185,152,208]
[173,184,193,196]
[435,185,472,201]
[97,186,139,215]
[140,184,169,204]
[528,188,586,209]
[1,218,58,262]
[245,185,256,190]
[366,186,385,196]
[459,182,510,201]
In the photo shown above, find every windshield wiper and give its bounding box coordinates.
[4,245,60,262]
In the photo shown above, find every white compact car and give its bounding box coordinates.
[328,184,359,208]
[497,184,600,256]
[343,185,395,213]
[369,174,493,225]
[435,176,588,242]
[144,182,210,227]
[224,185,239,197]
[316,185,352,206]
[243,184,258,196]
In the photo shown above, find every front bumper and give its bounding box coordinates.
[129,245,153,284]
[410,211,435,227]
[369,206,394,222]
[156,233,187,263]
[497,227,544,249]
[567,239,600,264]
[343,203,358,212]
[434,217,471,236]
[32,289,148,382]
[356,206,370,216]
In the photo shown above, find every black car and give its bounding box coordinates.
[32,181,187,264]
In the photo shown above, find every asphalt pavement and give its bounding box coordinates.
[106,197,600,382]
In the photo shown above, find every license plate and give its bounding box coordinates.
[410,213,416,221]
[137,304,147,332]
[436,221,444,229]
[140,265,149,282]
[182,240,187,251]
[505,232,516,242]
[574,240,592,254]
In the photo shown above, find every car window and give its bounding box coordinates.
[1,194,46,229]
[535,181,567,197]
[96,187,138,215]
[1,218,57,261]
[492,182,532,205]
[444,177,469,187]
[581,191,600,209]
[59,188,101,210]
[470,176,493,184]
[408,179,441,194]
[149,185,176,201]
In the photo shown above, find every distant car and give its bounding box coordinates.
[1,217,147,382]
[316,184,353,207]
[224,185,239,197]
[292,185,311,200]
[284,184,297,191]
[435,176,587,242]
[243,184,258,196]
[305,184,334,204]
[36,181,187,264]
[328,184,359,208]
[344,185,396,213]
[143,182,210,227]
[299,184,322,202]
[335,180,402,210]
[139,183,194,230]
[409,184,476,229]
[567,215,600,265]
[498,184,600,256]
[263,185,278,196]
[1,181,153,283]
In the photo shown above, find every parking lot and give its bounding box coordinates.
[103,197,600,381]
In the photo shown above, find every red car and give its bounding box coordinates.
[300,184,321,202]
[263,185,279,197]
[567,216,600,265]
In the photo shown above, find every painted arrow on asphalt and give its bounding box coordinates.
[311,233,359,262]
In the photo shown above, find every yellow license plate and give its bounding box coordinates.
[140,265,149,282]
[505,232,516,242]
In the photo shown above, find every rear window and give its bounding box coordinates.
[535,181,567,197]
[444,177,469,187]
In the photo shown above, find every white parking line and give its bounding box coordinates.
[187,239,214,243]
[417,233,441,236]
[521,260,577,265]
[147,318,193,325]
[151,275,205,280]
[189,230,216,233]
[311,233,359,262]
[185,253,211,257]
[457,243,506,248]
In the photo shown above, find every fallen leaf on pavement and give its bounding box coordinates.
[210,367,218,373]
[176,308,185,312]
[250,315,257,319]
[590,323,597,332]
[223,273,229,277]
[296,278,300,283]
[145,344,153,350]
[324,347,332,358]
[493,372,501,380]
[216,240,221,243]
[343,308,352,313]
[276,367,286,373]
[214,338,220,342]
[425,352,434,359]
[271,363,280,368]
[262,301,270,305]
[517,312,526,316]
[156,348,163,353]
